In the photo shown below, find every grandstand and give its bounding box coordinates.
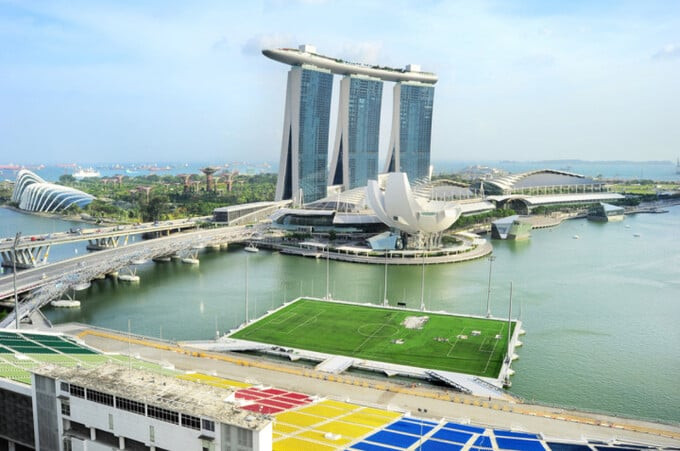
[163,371,677,451]
[0,329,176,385]
[1,329,671,450]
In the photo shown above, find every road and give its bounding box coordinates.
[0,224,259,327]
[0,216,211,254]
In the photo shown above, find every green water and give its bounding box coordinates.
[2,207,679,423]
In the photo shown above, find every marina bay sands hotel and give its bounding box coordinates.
[263,45,438,203]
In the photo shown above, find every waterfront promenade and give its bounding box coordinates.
[55,323,680,448]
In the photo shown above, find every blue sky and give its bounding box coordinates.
[1,0,679,165]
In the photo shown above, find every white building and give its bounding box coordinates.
[366,172,462,249]
[31,364,272,451]
[12,169,94,213]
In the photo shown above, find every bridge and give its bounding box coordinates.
[0,224,260,328]
[0,217,209,268]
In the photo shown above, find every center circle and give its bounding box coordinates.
[357,323,399,338]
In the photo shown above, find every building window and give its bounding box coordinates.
[61,400,70,416]
[69,385,85,398]
[149,425,155,443]
[181,414,201,430]
[201,419,215,432]
[108,413,114,430]
[237,428,252,447]
[86,388,114,406]
[147,405,179,424]
[115,396,146,415]
[60,382,70,392]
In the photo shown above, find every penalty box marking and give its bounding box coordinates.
[482,324,507,374]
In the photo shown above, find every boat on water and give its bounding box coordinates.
[50,300,81,308]
[572,235,580,239]
[131,258,148,265]
[152,256,172,262]
[73,168,101,179]
[244,244,259,253]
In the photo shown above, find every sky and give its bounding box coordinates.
[1,0,679,165]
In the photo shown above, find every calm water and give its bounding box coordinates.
[2,207,679,423]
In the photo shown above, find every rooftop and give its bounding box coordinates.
[263,46,438,84]
[34,363,271,431]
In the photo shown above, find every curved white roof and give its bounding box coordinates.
[12,169,94,212]
[263,48,438,84]
[484,169,601,193]
[365,173,461,234]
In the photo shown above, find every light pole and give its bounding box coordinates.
[485,255,496,318]
[245,252,249,324]
[325,244,330,300]
[420,253,426,312]
[383,250,389,307]
[12,232,21,329]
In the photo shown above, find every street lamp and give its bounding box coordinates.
[383,250,389,307]
[325,243,330,300]
[420,252,426,312]
[12,232,21,329]
[485,255,496,318]
[245,252,249,324]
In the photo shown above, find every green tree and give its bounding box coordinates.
[59,174,76,185]
[142,195,170,221]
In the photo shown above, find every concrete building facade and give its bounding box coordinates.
[384,80,435,182]
[31,364,271,451]
[329,75,383,190]
[274,62,333,204]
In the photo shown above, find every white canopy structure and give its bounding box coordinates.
[11,169,94,212]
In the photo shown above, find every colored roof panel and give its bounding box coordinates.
[495,437,546,451]
[431,428,473,444]
[364,430,420,448]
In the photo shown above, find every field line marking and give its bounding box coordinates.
[285,312,321,335]
[269,311,297,325]
[353,313,397,353]
[446,327,467,357]
[482,324,505,374]
[478,336,492,353]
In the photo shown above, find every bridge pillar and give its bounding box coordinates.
[86,236,122,251]
[0,245,51,269]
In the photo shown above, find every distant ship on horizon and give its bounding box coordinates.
[73,168,101,179]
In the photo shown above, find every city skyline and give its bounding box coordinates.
[1,1,679,164]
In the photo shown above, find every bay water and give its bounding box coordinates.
[2,206,679,423]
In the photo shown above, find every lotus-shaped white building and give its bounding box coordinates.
[366,172,462,248]
[11,169,94,212]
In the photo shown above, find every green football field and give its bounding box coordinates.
[230,298,516,378]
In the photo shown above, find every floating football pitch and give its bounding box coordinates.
[230,298,516,379]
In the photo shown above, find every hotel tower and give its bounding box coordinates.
[263,45,437,204]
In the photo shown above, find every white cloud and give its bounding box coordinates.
[653,44,680,60]
[242,33,295,56]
